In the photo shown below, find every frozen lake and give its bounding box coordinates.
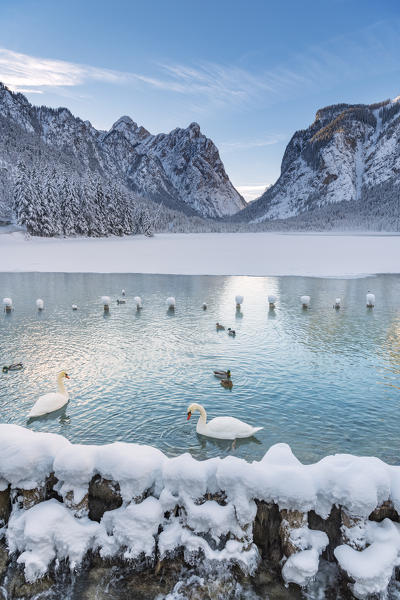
[1,271,400,464]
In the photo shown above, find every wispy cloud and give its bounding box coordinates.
[220,134,286,152]
[1,20,400,107]
[0,48,129,92]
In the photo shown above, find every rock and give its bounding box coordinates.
[253,501,282,564]
[279,509,307,557]
[20,486,44,510]
[64,490,89,517]
[0,541,9,581]
[0,486,10,524]
[369,500,399,522]
[7,569,54,599]
[341,509,367,550]
[88,476,122,522]
[308,505,342,561]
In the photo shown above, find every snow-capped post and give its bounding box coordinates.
[268,295,277,309]
[366,292,375,308]
[300,295,310,309]
[202,303,207,310]
[134,296,142,310]
[166,297,176,311]
[235,295,244,310]
[101,296,111,313]
[3,298,12,313]
[333,298,341,310]
[36,298,44,311]
[72,304,78,311]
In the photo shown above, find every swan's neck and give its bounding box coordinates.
[57,375,67,395]
[193,404,207,424]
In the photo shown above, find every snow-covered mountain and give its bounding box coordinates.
[0,82,245,220]
[240,98,400,223]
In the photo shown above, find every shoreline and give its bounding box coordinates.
[2,231,400,278]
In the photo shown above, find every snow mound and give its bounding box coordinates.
[2,425,400,591]
[335,519,400,598]
[7,499,101,582]
[0,424,70,491]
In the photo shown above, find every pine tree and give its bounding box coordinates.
[42,168,62,236]
[93,176,107,236]
[13,162,33,228]
[27,167,43,235]
[81,171,97,236]
[60,174,76,236]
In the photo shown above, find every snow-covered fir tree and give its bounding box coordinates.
[11,163,161,237]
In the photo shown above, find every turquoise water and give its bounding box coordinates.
[0,272,399,464]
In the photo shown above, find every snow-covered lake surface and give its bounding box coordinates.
[1,271,400,464]
[2,231,400,277]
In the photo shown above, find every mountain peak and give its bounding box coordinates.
[188,122,201,137]
[237,95,400,226]
[0,84,245,220]
[111,115,138,130]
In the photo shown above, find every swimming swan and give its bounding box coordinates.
[187,403,262,440]
[28,371,70,418]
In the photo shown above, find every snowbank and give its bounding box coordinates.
[335,519,400,598]
[1,231,400,277]
[1,425,400,595]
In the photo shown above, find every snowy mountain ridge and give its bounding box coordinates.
[0,82,245,219]
[239,97,400,224]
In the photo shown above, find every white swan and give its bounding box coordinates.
[187,403,263,440]
[28,371,70,418]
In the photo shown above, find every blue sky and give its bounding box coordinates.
[0,0,399,199]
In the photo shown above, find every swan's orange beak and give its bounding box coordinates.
[65,373,70,379]
[187,411,191,420]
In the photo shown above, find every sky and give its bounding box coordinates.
[0,0,399,201]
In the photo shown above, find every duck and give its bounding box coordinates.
[28,371,70,418]
[216,323,225,330]
[117,298,126,305]
[213,369,231,379]
[187,403,262,440]
[2,362,23,373]
[227,328,236,336]
[220,378,233,389]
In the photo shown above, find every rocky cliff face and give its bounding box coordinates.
[0,83,245,219]
[240,98,400,223]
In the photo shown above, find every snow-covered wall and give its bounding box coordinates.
[1,424,400,598]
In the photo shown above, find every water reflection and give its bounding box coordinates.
[1,272,400,464]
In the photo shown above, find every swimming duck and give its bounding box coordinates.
[2,363,23,373]
[214,370,231,379]
[187,403,262,440]
[228,328,236,336]
[117,299,126,305]
[28,371,70,418]
[220,378,233,389]
[216,323,225,330]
